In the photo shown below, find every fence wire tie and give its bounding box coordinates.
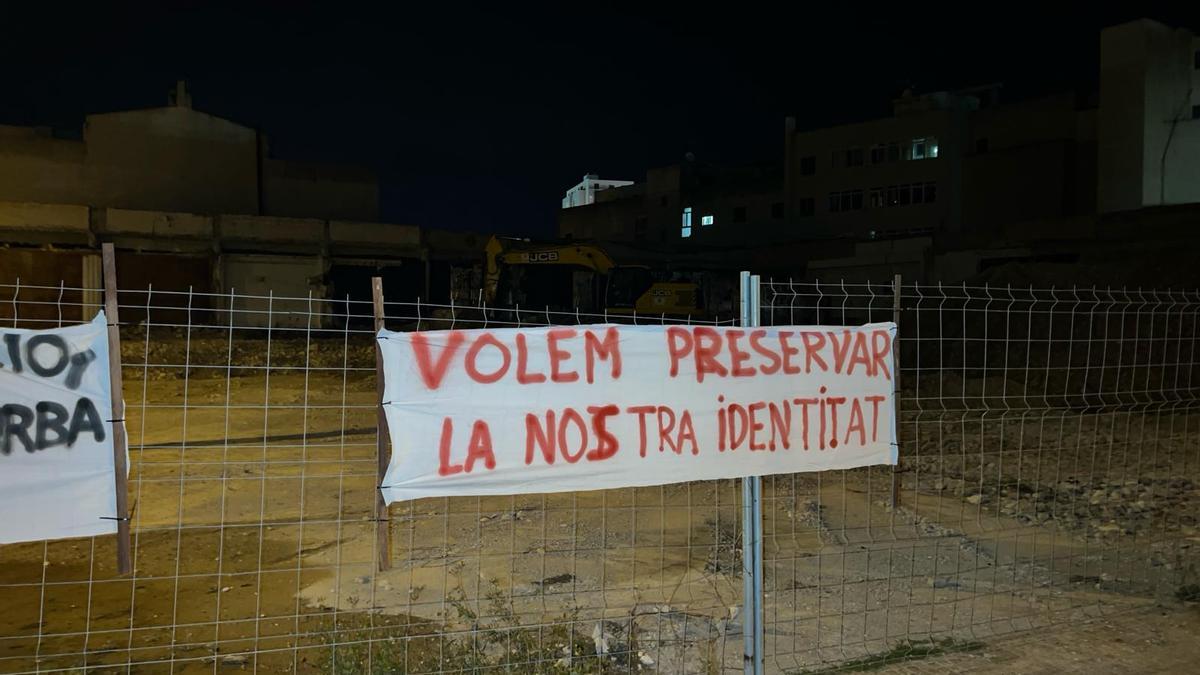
[98,516,131,522]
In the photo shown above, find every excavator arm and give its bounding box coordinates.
[484,236,615,303]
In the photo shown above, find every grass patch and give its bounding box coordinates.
[790,637,984,673]
[1175,584,1200,602]
[309,583,639,674]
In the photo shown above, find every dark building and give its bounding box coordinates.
[559,19,1200,260]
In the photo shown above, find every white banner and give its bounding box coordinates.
[379,323,896,502]
[0,313,120,544]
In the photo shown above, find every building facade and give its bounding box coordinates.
[560,19,1195,253]
[0,83,479,325]
[1098,19,1200,213]
[0,82,379,221]
[558,161,785,247]
[561,174,635,209]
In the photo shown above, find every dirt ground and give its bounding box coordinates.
[1,333,1199,673]
[873,604,1200,674]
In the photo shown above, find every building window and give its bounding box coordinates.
[877,182,937,207]
[910,183,925,204]
[733,206,747,223]
[797,197,814,217]
[681,207,692,238]
[845,147,864,167]
[976,138,989,154]
[771,202,784,219]
[929,138,939,158]
[1195,49,1200,69]
[701,214,714,226]
[910,138,927,160]
[634,216,648,241]
[870,145,886,164]
[869,187,884,209]
[887,142,900,162]
[829,190,864,213]
[830,151,840,168]
[1193,104,1200,120]
[800,155,816,175]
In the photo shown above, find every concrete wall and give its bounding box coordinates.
[0,103,380,222]
[0,126,87,205]
[0,201,91,245]
[1099,19,1200,212]
[804,237,930,284]
[262,158,379,221]
[221,254,326,327]
[84,107,260,215]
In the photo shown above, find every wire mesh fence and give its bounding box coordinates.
[1,276,1198,674]
[0,281,745,674]
[759,279,1200,671]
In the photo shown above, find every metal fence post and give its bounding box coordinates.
[372,277,392,571]
[740,271,764,675]
[891,273,902,509]
[101,243,132,575]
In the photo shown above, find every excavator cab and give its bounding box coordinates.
[484,235,707,318]
[605,267,704,318]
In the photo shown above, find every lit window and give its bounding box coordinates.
[681,226,692,238]
[910,138,927,160]
[928,137,939,158]
[681,207,692,238]
[701,214,714,226]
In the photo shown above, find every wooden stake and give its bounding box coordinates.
[372,277,392,571]
[101,243,132,575]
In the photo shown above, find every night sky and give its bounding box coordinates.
[1,3,1197,237]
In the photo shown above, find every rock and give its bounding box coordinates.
[966,493,986,505]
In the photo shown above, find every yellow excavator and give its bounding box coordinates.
[483,236,707,317]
